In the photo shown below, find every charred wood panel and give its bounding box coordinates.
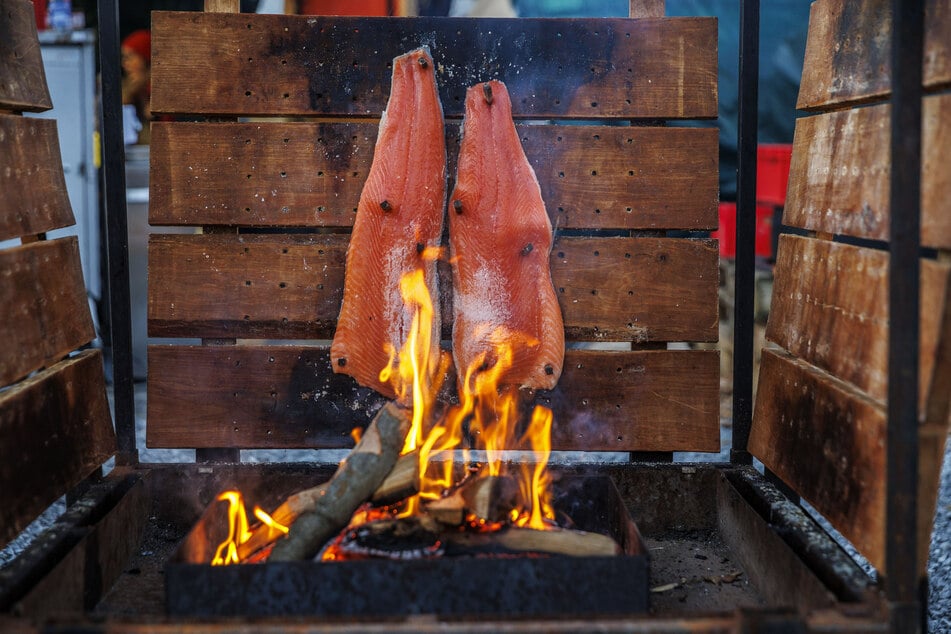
[150,13,717,120]
[147,345,719,453]
[0,0,52,112]
[0,238,96,386]
[750,349,887,573]
[148,234,718,343]
[796,0,950,111]
[784,94,951,249]
[0,351,115,549]
[0,115,74,241]
[767,234,951,409]
[150,122,718,231]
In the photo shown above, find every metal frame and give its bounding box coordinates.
[91,0,928,628]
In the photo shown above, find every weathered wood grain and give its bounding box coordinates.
[148,233,718,342]
[0,114,74,241]
[151,13,717,119]
[149,121,718,230]
[0,237,96,387]
[797,0,950,111]
[147,345,719,453]
[630,0,664,18]
[784,94,951,249]
[750,349,887,572]
[767,234,951,409]
[0,350,115,549]
[0,0,52,111]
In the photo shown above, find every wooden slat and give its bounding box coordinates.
[0,114,74,241]
[797,0,950,111]
[630,0,664,18]
[0,0,52,111]
[149,122,718,231]
[784,94,951,249]
[147,345,719,453]
[750,349,887,572]
[0,237,96,386]
[767,234,951,408]
[151,13,717,120]
[148,234,718,343]
[0,350,115,549]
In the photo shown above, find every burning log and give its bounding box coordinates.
[370,450,420,505]
[426,473,519,525]
[269,402,411,561]
[444,526,621,558]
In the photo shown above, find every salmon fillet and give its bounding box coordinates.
[331,47,446,399]
[448,80,565,390]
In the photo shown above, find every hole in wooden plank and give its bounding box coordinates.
[245,90,252,97]
[279,282,287,288]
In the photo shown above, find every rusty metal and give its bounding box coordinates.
[165,475,648,618]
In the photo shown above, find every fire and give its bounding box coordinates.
[210,491,288,566]
[212,259,557,565]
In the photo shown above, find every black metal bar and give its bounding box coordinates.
[730,0,759,466]
[886,0,924,629]
[96,0,137,465]
[197,449,241,463]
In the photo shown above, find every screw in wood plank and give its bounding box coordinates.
[483,83,493,104]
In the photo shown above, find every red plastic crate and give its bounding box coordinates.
[756,144,793,206]
[712,202,774,259]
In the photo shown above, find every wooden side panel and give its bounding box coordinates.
[797,0,951,111]
[0,0,52,111]
[0,238,96,386]
[0,114,75,240]
[151,13,718,119]
[0,350,116,549]
[750,349,887,572]
[148,234,718,343]
[147,345,720,453]
[784,94,951,249]
[149,122,718,231]
[767,234,951,408]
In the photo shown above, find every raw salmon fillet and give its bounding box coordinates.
[448,80,564,390]
[331,47,446,399]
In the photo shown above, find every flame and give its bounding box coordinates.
[211,490,288,566]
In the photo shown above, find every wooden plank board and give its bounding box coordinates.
[0,350,115,548]
[0,114,74,241]
[749,349,888,572]
[149,121,718,231]
[797,0,950,111]
[784,94,951,249]
[147,345,720,453]
[148,233,718,343]
[151,13,717,120]
[0,0,52,111]
[0,237,96,387]
[767,234,951,409]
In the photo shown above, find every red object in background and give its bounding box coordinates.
[712,202,774,259]
[297,0,391,15]
[32,0,45,29]
[756,144,793,206]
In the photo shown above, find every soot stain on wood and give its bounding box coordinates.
[830,0,891,99]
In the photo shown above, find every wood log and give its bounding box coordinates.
[426,474,520,526]
[444,526,621,558]
[370,451,420,505]
[268,403,411,561]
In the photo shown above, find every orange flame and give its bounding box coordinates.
[211,490,288,566]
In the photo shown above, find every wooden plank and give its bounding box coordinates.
[0,237,96,387]
[151,13,717,120]
[784,94,951,249]
[149,121,718,231]
[0,474,147,617]
[147,345,719,453]
[630,0,664,18]
[0,350,115,548]
[148,234,718,343]
[0,0,52,112]
[797,0,950,111]
[749,348,887,572]
[766,234,951,409]
[0,114,75,241]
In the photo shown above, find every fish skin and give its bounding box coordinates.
[331,47,446,398]
[448,80,565,390]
